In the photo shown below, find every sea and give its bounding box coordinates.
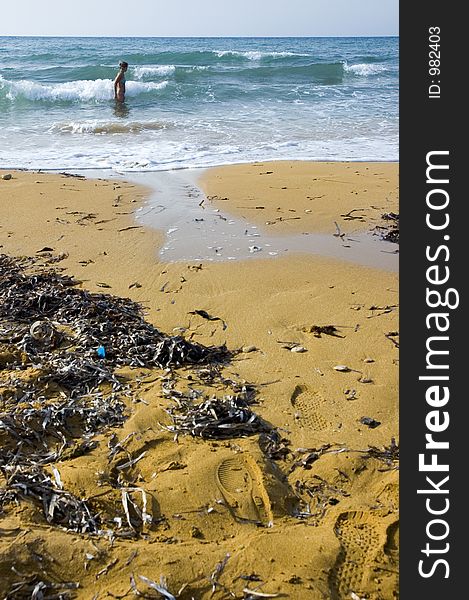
[0,36,398,173]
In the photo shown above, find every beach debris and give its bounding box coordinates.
[129,281,142,289]
[333,365,351,372]
[241,345,257,353]
[385,331,399,348]
[340,208,367,222]
[382,212,399,222]
[294,474,349,520]
[249,245,262,253]
[1,255,229,373]
[130,575,177,600]
[188,309,227,330]
[191,525,204,538]
[363,357,375,363]
[163,392,270,440]
[209,553,232,596]
[2,173,12,180]
[125,550,139,567]
[239,574,263,583]
[259,430,291,461]
[0,467,99,533]
[307,325,343,338]
[367,303,398,318]
[333,222,345,239]
[277,340,306,352]
[363,438,399,468]
[29,319,56,344]
[243,589,280,598]
[344,388,358,401]
[358,376,373,384]
[373,212,399,243]
[59,172,85,179]
[96,558,119,580]
[118,225,142,232]
[36,246,55,253]
[121,487,152,530]
[359,417,381,429]
[0,254,231,531]
[265,216,300,225]
[288,444,333,472]
[4,576,80,599]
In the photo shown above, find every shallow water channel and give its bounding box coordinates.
[71,168,398,271]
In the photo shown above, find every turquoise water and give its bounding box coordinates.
[0,36,398,172]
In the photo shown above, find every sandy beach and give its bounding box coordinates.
[0,163,399,599]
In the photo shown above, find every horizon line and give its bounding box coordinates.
[0,33,399,39]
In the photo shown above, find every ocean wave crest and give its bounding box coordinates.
[50,120,168,134]
[343,63,388,76]
[133,65,176,79]
[1,77,168,102]
[213,50,310,60]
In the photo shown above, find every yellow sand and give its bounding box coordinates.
[200,161,398,234]
[0,164,398,599]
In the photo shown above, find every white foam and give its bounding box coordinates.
[343,63,388,76]
[214,50,309,60]
[50,120,168,134]
[133,65,176,79]
[3,78,168,102]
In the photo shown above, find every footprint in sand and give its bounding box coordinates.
[329,511,385,599]
[384,519,399,563]
[290,384,331,432]
[216,455,273,526]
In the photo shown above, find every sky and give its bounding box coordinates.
[0,0,398,37]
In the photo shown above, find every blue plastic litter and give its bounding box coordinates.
[97,345,106,358]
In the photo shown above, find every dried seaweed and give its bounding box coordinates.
[385,331,400,348]
[363,438,399,469]
[294,475,350,520]
[0,466,98,532]
[130,574,177,599]
[307,325,343,338]
[4,576,79,600]
[375,212,399,244]
[188,309,227,330]
[288,445,334,473]
[258,430,291,461]
[0,255,229,380]
[209,553,234,597]
[163,391,270,440]
[0,254,231,532]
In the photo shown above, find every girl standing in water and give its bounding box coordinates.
[114,61,128,102]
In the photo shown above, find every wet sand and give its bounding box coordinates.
[0,164,399,599]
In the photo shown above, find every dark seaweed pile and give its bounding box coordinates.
[0,254,230,533]
[379,212,399,243]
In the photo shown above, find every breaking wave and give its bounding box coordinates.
[0,77,168,103]
[133,65,176,79]
[343,63,388,76]
[50,120,168,134]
